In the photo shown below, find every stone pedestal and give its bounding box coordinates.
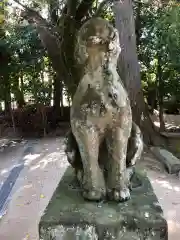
[39,167,168,240]
[151,147,180,174]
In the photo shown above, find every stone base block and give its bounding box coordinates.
[151,147,180,174]
[39,167,168,240]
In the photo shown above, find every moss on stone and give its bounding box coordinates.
[39,167,167,240]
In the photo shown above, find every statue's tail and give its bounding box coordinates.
[64,130,82,169]
[64,121,143,170]
[126,122,143,167]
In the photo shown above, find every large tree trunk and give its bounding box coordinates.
[113,0,166,145]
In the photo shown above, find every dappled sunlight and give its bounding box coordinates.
[0,163,22,176]
[23,153,41,166]
[30,150,67,171]
[148,170,180,239]
[166,123,180,130]
[150,175,180,193]
[152,121,176,129]
[1,137,180,240]
[152,112,180,132]
[1,168,9,175]
[154,179,180,192]
[154,121,160,127]
[12,184,33,197]
[168,220,180,234]
[167,210,177,219]
[153,121,180,130]
[30,164,41,171]
[16,184,33,194]
[0,139,20,152]
[23,184,33,189]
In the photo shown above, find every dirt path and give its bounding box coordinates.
[0,138,179,239]
[148,170,180,239]
[140,151,180,240]
[0,137,69,240]
[0,140,27,186]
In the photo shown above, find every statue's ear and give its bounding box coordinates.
[74,34,88,66]
[109,26,115,39]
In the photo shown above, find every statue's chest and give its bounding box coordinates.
[72,67,128,122]
[79,84,122,122]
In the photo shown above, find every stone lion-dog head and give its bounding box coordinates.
[75,17,121,70]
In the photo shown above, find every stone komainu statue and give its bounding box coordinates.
[65,18,143,202]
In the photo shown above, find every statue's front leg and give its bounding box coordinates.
[106,110,132,202]
[71,122,106,201]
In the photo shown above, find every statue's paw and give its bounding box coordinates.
[82,188,106,201]
[108,187,131,202]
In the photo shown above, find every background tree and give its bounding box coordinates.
[113,0,162,145]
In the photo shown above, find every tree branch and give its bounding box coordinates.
[12,0,64,75]
[49,0,59,24]
[13,0,61,41]
[94,0,112,17]
[75,0,94,22]
[66,0,79,17]
[12,1,48,26]
[12,0,32,12]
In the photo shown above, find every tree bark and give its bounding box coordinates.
[134,0,142,51]
[147,84,158,113]
[13,74,25,108]
[75,0,94,21]
[4,76,11,114]
[53,73,61,116]
[157,54,165,132]
[47,65,53,106]
[60,80,64,117]
[49,0,59,24]
[20,73,25,101]
[113,0,166,145]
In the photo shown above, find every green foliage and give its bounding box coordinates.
[0,22,53,106]
[1,0,180,114]
[136,1,180,109]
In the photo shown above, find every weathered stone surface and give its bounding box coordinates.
[68,17,143,202]
[151,146,180,174]
[39,167,168,240]
[161,132,180,138]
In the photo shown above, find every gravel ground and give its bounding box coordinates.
[141,151,180,240]
[0,138,179,240]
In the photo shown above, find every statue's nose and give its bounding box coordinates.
[108,92,117,100]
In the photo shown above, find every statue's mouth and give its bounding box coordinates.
[88,36,116,52]
[88,36,105,44]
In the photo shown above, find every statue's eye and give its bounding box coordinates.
[113,93,117,100]
[108,92,113,98]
